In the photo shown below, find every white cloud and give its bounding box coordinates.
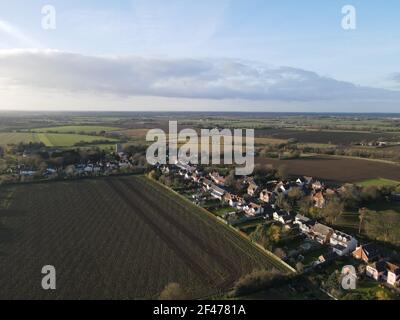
[0,49,399,103]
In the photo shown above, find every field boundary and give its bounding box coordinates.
[323,154,400,166]
[146,176,296,274]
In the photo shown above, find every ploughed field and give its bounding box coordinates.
[257,156,400,183]
[0,176,283,299]
[255,129,400,144]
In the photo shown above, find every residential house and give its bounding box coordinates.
[273,210,293,224]
[366,261,400,287]
[325,188,337,198]
[84,165,94,173]
[175,161,196,174]
[209,184,225,200]
[259,189,272,203]
[243,176,256,185]
[296,176,313,187]
[309,223,333,244]
[391,192,400,202]
[312,191,325,209]
[247,182,259,197]
[243,203,264,217]
[118,161,131,169]
[296,177,305,187]
[263,204,275,219]
[159,165,170,174]
[191,172,202,183]
[330,230,358,256]
[209,172,226,186]
[312,181,323,191]
[224,193,245,209]
[275,182,288,195]
[294,214,316,233]
[386,262,400,287]
[202,178,213,190]
[20,170,37,176]
[352,243,381,263]
[115,143,124,154]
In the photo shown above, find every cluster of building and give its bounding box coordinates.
[8,146,135,180]
[353,243,400,288]
[294,216,357,256]
[158,160,400,289]
[161,161,332,227]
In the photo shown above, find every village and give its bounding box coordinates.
[1,141,400,299]
[0,143,148,182]
[153,159,400,297]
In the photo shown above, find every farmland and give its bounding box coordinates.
[0,132,117,147]
[0,176,287,299]
[35,133,117,147]
[255,128,400,145]
[32,125,121,134]
[0,132,40,146]
[256,155,400,183]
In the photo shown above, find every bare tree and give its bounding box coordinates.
[358,207,367,234]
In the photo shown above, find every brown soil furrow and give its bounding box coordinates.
[105,179,221,287]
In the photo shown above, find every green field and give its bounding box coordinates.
[36,133,117,147]
[357,178,400,187]
[0,131,118,148]
[0,132,40,146]
[335,201,400,235]
[32,125,121,134]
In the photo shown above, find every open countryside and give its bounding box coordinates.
[1,112,400,300]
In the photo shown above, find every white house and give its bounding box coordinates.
[273,210,293,224]
[386,262,400,287]
[329,230,358,256]
[243,203,264,217]
[209,184,225,200]
[294,214,315,233]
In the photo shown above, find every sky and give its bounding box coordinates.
[0,0,399,112]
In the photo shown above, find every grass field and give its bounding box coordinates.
[0,132,40,146]
[32,125,121,134]
[0,132,117,147]
[0,176,289,299]
[36,133,117,147]
[357,178,400,187]
[335,201,400,235]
